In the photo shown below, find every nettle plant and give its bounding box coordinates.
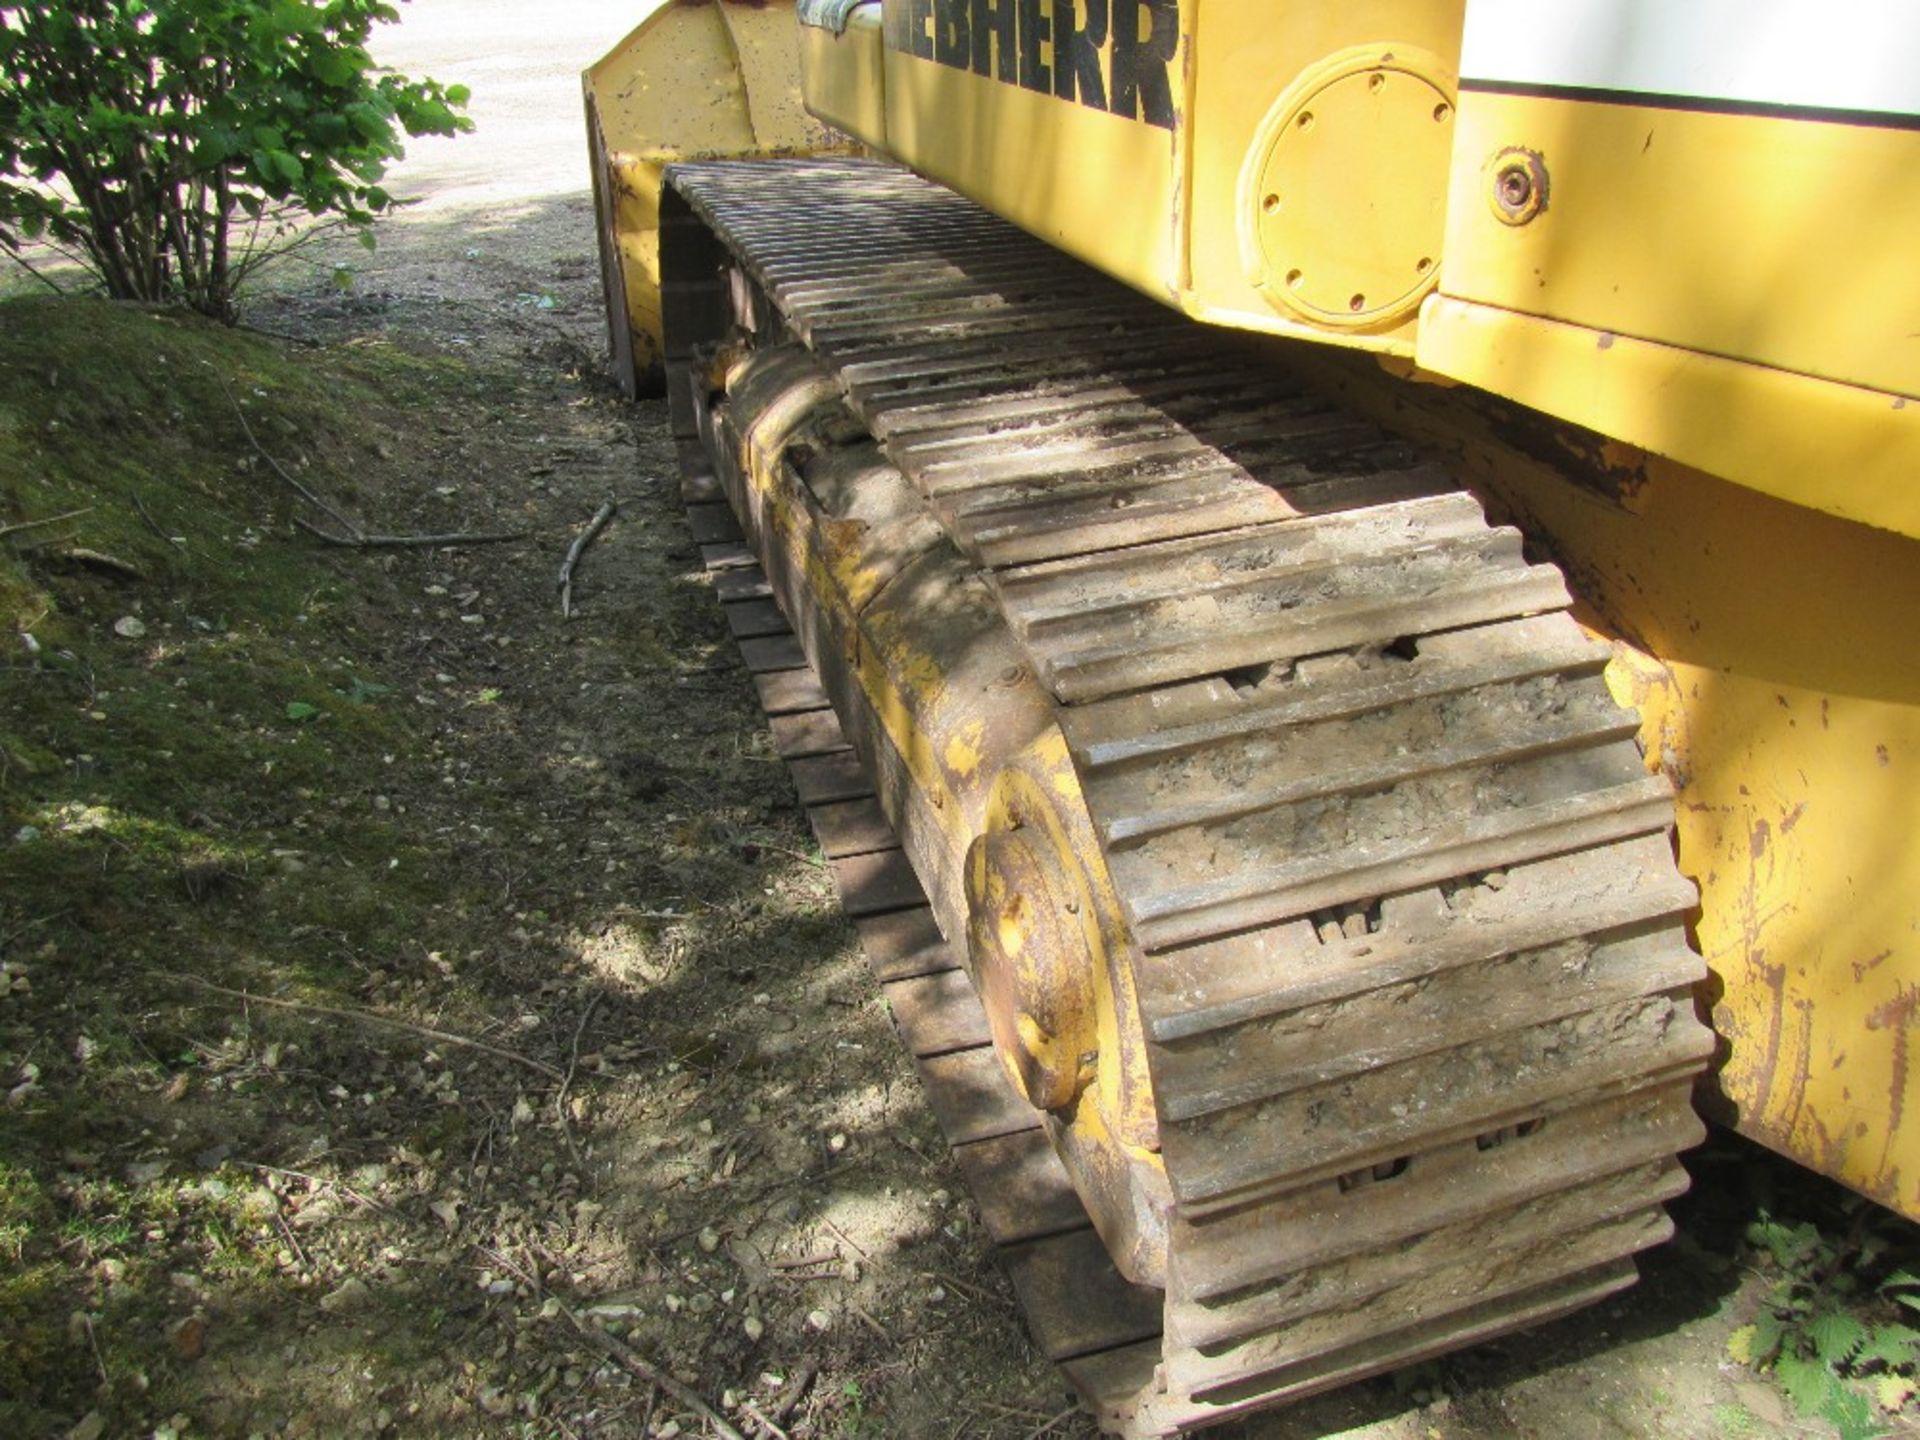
[0,0,469,319]
[1729,1206,1920,1440]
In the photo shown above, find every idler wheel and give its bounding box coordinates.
[964,826,1098,1113]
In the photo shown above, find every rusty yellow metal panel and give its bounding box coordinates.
[584,2,846,394]
[1612,652,1920,1220]
[1416,296,1920,542]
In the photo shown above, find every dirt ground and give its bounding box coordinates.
[0,3,1914,1438]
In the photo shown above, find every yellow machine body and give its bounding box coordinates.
[792,0,1920,1217]
[584,1,849,395]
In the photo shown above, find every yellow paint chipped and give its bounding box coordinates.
[944,721,985,780]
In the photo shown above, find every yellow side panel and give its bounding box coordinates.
[876,5,1185,301]
[584,2,844,382]
[1442,92,1920,401]
[1613,653,1920,1218]
[801,10,888,142]
[1423,88,1920,539]
[1417,297,1920,541]
[1181,0,1463,347]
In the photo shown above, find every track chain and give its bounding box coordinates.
[662,159,1713,1435]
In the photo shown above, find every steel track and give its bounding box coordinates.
[660,158,1714,1436]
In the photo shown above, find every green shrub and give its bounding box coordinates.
[0,0,469,318]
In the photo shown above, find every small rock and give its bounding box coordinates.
[477,1385,514,1417]
[697,1227,721,1254]
[742,1315,764,1342]
[319,1279,372,1314]
[67,1412,105,1440]
[806,1308,831,1333]
[827,1132,848,1154]
[664,1293,684,1313]
[169,1313,206,1361]
[112,616,147,639]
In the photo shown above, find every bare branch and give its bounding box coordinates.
[158,972,567,1082]
[0,506,94,540]
[293,517,528,550]
[559,500,618,618]
[213,369,363,536]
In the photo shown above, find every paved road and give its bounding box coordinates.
[373,0,659,209]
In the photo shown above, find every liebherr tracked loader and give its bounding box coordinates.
[587,2,1920,1432]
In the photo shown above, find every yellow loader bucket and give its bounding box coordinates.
[585,1,847,396]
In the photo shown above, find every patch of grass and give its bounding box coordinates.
[0,296,494,1434]
[0,1160,67,1414]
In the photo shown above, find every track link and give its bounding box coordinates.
[660,159,1713,1435]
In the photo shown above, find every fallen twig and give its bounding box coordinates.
[821,1214,870,1260]
[561,1300,747,1440]
[920,1269,1004,1307]
[771,1366,816,1429]
[558,499,617,618]
[748,840,827,870]
[293,516,527,550]
[1022,1406,1081,1440]
[272,1203,312,1269]
[555,990,604,1170]
[129,492,172,543]
[0,506,93,540]
[215,370,361,536]
[52,547,143,579]
[159,972,565,1080]
[771,1252,840,1271]
[81,1314,108,1387]
[236,1159,389,1212]
[234,320,322,349]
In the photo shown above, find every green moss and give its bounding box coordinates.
[0,292,555,1434]
[0,1162,66,1422]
